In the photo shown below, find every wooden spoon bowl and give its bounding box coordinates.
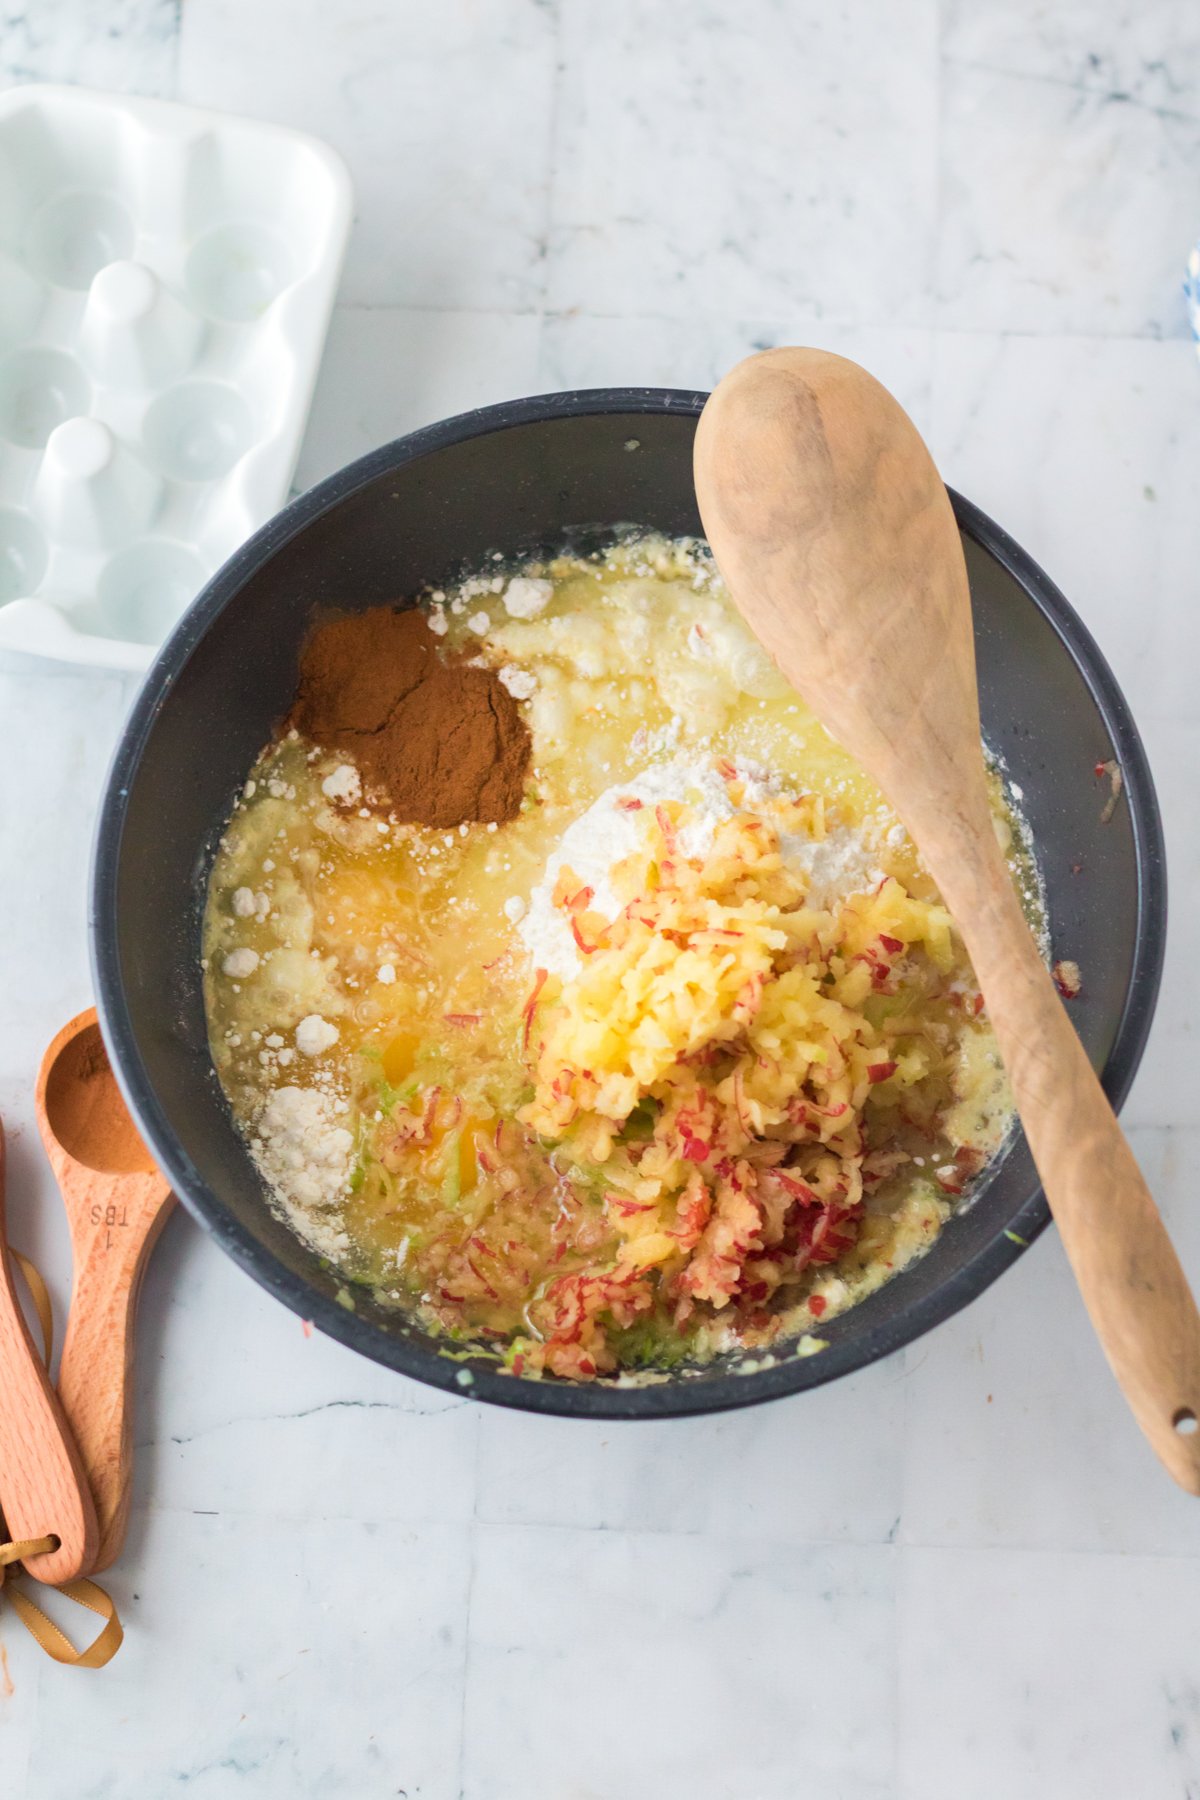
[37,1009,173,1572]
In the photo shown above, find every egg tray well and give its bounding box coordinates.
[0,84,352,670]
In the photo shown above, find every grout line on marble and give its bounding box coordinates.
[456,1410,484,1800]
[318,299,1195,352]
[525,0,562,384]
[889,1504,905,1790]
[894,1539,917,1799]
[167,0,183,97]
[469,1520,1200,1567]
[931,0,946,327]
[535,0,565,334]
[119,1499,1200,1565]
[940,52,1200,128]
[896,1339,914,1553]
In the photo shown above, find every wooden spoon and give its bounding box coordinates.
[36,1009,173,1571]
[694,346,1200,1493]
[0,1119,99,1583]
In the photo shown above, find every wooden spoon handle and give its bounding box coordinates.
[952,850,1200,1492]
[56,1202,170,1574]
[0,1238,99,1583]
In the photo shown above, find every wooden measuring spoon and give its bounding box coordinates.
[36,1009,173,1571]
[694,346,1200,1493]
[0,1118,99,1583]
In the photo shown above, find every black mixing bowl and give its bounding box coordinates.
[91,389,1166,1418]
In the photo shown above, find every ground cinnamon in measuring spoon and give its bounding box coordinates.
[290,606,531,829]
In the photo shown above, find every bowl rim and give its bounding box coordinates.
[90,385,1168,1419]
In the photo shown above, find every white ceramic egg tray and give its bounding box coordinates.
[0,84,352,670]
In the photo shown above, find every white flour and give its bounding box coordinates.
[776,823,885,910]
[251,1085,354,1258]
[518,758,885,982]
[498,663,538,700]
[295,1012,340,1056]
[503,575,553,618]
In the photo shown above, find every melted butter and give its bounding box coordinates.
[202,534,1041,1361]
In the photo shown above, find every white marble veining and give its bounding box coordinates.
[463,1529,899,1800]
[295,307,542,492]
[2,4,1200,1796]
[899,1543,1200,1799]
[180,0,558,312]
[0,0,177,98]
[937,0,1200,336]
[937,69,1200,337]
[928,331,1200,722]
[26,1510,476,1796]
[545,0,940,328]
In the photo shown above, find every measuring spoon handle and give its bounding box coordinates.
[55,1171,172,1574]
[0,1128,99,1584]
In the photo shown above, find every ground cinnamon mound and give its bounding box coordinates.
[290,606,531,829]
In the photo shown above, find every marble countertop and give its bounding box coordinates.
[2,3,1199,1795]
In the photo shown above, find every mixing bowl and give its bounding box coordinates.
[91,389,1166,1417]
